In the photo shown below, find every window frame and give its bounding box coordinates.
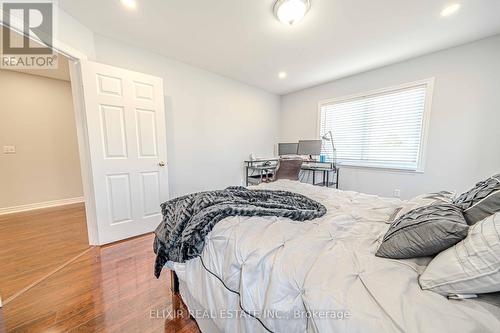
[317,78,435,173]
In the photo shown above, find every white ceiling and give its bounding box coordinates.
[59,0,500,95]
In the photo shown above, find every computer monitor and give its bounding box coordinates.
[297,140,322,156]
[278,142,299,156]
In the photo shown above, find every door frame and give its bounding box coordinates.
[2,21,107,245]
[68,61,100,245]
[45,39,103,245]
[55,45,102,245]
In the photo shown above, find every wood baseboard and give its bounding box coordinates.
[0,197,85,216]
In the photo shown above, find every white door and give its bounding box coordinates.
[75,60,169,245]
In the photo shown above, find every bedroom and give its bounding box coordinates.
[0,0,499,332]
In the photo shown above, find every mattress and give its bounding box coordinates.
[170,180,500,333]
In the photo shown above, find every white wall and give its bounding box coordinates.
[280,35,500,199]
[93,35,280,198]
[0,70,83,208]
[55,7,96,59]
[50,7,281,199]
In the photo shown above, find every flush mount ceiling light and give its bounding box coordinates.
[121,0,137,10]
[274,0,311,25]
[441,3,461,17]
[278,71,287,79]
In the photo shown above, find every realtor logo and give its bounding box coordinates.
[1,1,57,69]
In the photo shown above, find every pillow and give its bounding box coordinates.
[386,207,402,224]
[419,213,500,296]
[453,173,500,225]
[376,203,468,259]
[386,191,455,224]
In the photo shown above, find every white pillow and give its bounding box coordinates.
[419,213,500,296]
[386,191,455,224]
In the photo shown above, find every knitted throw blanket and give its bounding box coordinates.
[153,186,326,277]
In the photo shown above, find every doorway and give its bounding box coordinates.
[0,26,89,305]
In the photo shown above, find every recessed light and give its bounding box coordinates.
[278,71,287,79]
[441,3,461,17]
[121,0,137,10]
[274,0,311,25]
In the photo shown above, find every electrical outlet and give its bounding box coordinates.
[3,146,16,154]
[393,189,401,198]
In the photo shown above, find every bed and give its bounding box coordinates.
[166,180,500,332]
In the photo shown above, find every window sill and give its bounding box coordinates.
[336,163,424,174]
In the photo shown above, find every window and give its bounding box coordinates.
[319,79,433,171]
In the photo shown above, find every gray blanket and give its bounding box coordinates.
[153,186,326,277]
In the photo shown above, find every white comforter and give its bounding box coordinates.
[172,180,500,333]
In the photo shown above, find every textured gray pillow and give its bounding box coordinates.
[385,191,455,224]
[376,203,469,259]
[453,174,500,225]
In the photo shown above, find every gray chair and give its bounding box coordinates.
[274,158,303,181]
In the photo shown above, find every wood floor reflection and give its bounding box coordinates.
[1,233,200,332]
[0,203,89,301]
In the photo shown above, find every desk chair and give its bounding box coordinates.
[274,158,303,181]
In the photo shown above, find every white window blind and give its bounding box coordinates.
[319,81,432,171]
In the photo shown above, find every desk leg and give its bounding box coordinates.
[312,170,315,185]
[171,270,179,294]
[326,170,329,187]
[336,168,339,189]
[245,166,249,186]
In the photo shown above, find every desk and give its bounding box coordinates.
[244,159,339,188]
[244,159,279,186]
[301,163,339,188]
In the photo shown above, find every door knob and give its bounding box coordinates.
[158,161,166,167]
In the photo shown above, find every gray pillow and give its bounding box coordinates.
[376,203,469,259]
[453,173,500,225]
[385,191,455,224]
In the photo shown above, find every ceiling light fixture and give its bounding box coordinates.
[278,71,287,79]
[274,0,311,25]
[121,0,137,10]
[441,3,461,17]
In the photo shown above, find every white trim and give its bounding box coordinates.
[0,197,84,215]
[317,78,435,105]
[317,78,435,173]
[418,78,434,173]
[69,60,99,245]
[337,163,425,174]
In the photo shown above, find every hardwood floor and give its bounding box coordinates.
[0,204,200,332]
[0,203,89,301]
[0,233,201,333]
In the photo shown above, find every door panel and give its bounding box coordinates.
[100,105,128,158]
[97,74,123,96]
[135,109,158,157]
[140,171,161,217]
[133,81,154,100]
[78,60,169,244]
[106,174,133,224]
